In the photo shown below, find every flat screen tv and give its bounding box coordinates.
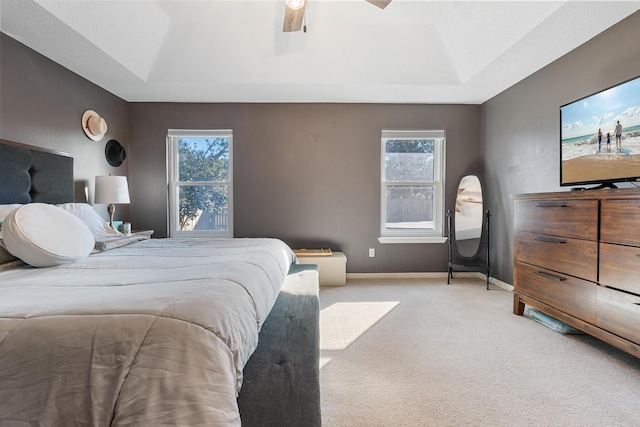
[560,75,640,188]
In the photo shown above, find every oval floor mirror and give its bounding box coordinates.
[447,174,491,289]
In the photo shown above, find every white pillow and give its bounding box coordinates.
[3,203,94,267]
[56,203,122,238]
[0,204,22,220]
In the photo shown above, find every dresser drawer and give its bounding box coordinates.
[516,231,597,282]
[515,262,596,323]
[601,199,640,246]
[514,199,598,240]
[600,243,640,295]
[597,286,640,345]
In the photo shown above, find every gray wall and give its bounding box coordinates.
[0,34,130,219]
[129,103,481,272]
[482,11,640,284]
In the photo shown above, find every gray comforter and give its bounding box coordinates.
[0,238,295,426]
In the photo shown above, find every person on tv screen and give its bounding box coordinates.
[598,128,603,152]
[614,120,623,149]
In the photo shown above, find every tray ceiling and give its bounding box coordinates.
[1,0,639,103]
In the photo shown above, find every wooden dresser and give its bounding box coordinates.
[512,188,640,358]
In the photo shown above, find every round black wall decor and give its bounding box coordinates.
[105,139,126,167]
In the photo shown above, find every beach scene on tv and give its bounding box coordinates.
[561,76,640,185]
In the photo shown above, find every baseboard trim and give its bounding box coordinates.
[347,272,448,280]
[346,272,514,292]
[488,276,513,292]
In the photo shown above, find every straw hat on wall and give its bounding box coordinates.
[81,110,108,141]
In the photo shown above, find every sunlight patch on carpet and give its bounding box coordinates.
[319,356,332,370]
[320,301,399,351]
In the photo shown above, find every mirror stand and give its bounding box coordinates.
[446,173,491,289]
[447,209,491,289]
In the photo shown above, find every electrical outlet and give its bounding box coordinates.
[369,248,375,257]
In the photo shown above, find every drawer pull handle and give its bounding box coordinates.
[533,271,566,282]
[533,203,567,208]
[534,236,567,244]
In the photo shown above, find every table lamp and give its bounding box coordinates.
[95,175,130,229]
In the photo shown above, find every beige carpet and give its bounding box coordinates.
[319,278,640,427]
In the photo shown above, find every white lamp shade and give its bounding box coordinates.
[94,175,130,204]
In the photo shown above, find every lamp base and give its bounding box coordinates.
[107,203,116,229]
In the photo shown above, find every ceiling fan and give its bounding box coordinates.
[283,0,392,32]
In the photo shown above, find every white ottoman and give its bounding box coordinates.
[296,251,347,287]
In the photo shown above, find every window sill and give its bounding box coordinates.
[378,236,448,244]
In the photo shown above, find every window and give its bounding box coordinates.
[380,130,446,243]
[167,129,233,237]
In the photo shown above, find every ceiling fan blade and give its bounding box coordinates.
[283,1,306,32]
[365,0,391,9]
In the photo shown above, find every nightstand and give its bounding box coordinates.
[131,230,154,237]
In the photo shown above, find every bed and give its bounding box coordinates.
[0,139,320,426]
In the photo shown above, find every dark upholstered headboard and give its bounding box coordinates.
[0,139,74,204]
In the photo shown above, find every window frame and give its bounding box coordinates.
[379,130,446,244]
[167,129,234,238]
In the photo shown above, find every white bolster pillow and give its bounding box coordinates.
[3,203,94,267]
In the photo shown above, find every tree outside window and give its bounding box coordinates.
[167,130,233,237]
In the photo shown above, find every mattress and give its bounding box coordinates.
[0,237,296,426]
